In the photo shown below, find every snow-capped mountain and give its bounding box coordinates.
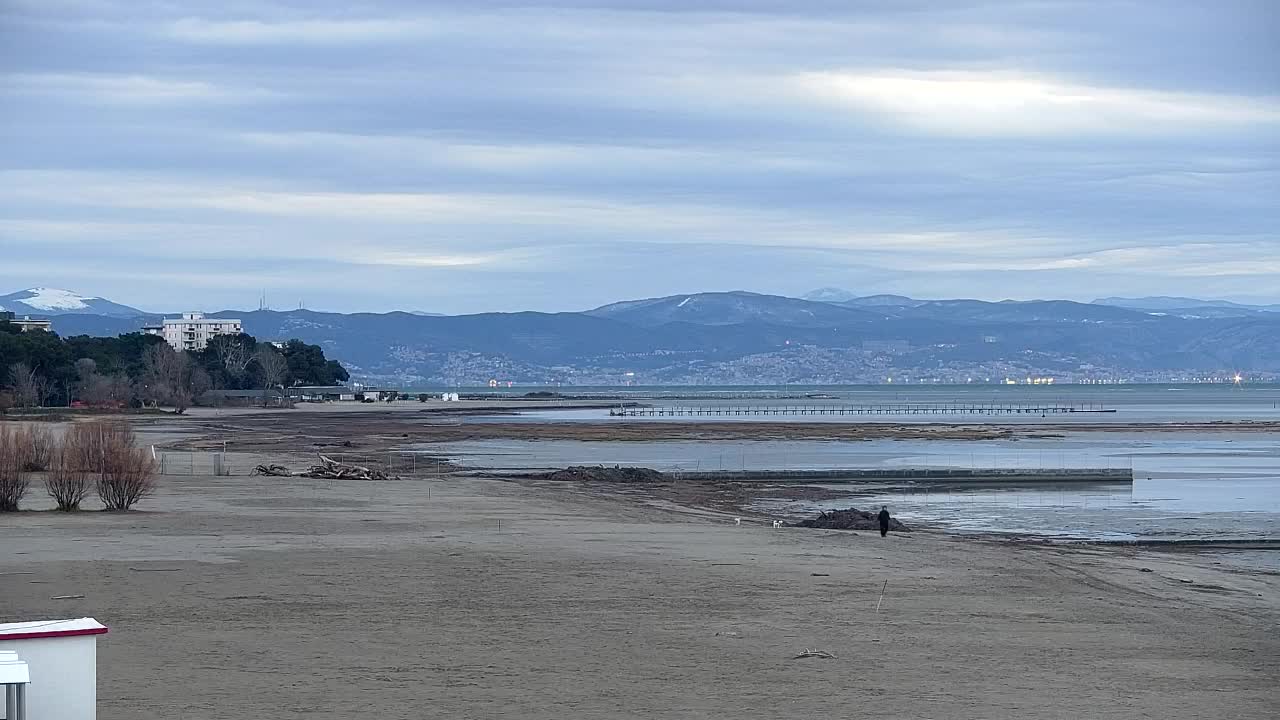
[0,288,144,317]
[801,287,859,303]
[586,291,875,327]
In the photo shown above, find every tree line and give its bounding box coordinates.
[0,321,349,412]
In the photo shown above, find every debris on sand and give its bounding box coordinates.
[303,455,400,481]
[254,455,399,481]
[790,508,908,532]
[537,465,667,483]
[251,464,295,477]
[793,648,837,660]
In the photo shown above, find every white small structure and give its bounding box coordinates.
[0,312,51,333]
[0,618,107,720]
[0,650,30,720]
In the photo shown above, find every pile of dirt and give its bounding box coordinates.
[538,465,667,483]
[790,508,908,531]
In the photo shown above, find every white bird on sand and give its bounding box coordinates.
[734,517,742,525]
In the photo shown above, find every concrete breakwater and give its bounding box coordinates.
[528,465,1133,485]
[669,467,1133,485]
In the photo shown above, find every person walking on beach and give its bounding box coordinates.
[878,506,891,537]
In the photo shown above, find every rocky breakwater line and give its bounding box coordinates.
[536,465,668,483]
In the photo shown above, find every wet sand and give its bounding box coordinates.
[2,414,1278,718]
[168,407,1280,454]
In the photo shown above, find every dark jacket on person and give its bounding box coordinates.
[877,509,891,531]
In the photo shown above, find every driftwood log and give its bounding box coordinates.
[251,464,294,477]
[302,454,399,481]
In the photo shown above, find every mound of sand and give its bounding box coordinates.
[790,507,908,531]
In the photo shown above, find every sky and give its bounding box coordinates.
[1,0,1278,314]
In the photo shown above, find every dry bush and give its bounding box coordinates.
[20,425,56,472]
[63,421,135,474]
[0,424,31,511]
[45,446,91,511]
[63,421,157,510]
[97,444,157,511]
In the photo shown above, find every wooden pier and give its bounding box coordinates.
[609,403,1113,417]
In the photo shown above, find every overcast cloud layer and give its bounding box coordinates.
[1,0,1277,313]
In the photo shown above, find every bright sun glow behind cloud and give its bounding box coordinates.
[794,70,1280,136]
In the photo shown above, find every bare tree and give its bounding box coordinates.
[141,344,209,414]
[138,344,171,407]
[171,356,210,414]
[0,424,31,511]
[19,426,55,471]
[107,373,133,405]
[7,362,42,408]
[167,351,195,413]
[254,347,289,407]
[98,442,157,511]
[76,358,111,406]
[210,334,254,380]
[75,357,98,380]
[37,374,54,407]
[46,445,90,511]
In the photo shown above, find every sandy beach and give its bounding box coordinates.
[0,412,1276,719]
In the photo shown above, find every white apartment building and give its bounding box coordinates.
[144,312,243,351]
[0,312,52,332]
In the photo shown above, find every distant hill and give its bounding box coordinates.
[13,287,1280,383]
[803,290,927,307]
[839,294,927,308]
[0,288,144,318]
[893,299,1152,324]
[1094,296,1280,313]
[587,291,875,327]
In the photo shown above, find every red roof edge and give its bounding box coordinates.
[0,627,109,641]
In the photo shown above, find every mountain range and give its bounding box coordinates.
[8,287,1280,384]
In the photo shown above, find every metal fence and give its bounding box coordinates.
[155,450,446,478]
[156,451,234,476]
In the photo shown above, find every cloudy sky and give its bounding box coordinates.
[1,0,1277,314]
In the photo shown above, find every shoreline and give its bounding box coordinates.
[162,410,1280,451]
[3,412,1278,718]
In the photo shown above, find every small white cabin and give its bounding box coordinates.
[0,618,107,720]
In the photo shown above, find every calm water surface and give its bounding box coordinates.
[424,385,1280,562]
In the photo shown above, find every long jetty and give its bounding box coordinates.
[610,402,1114,417]
[671,468,1133,485]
